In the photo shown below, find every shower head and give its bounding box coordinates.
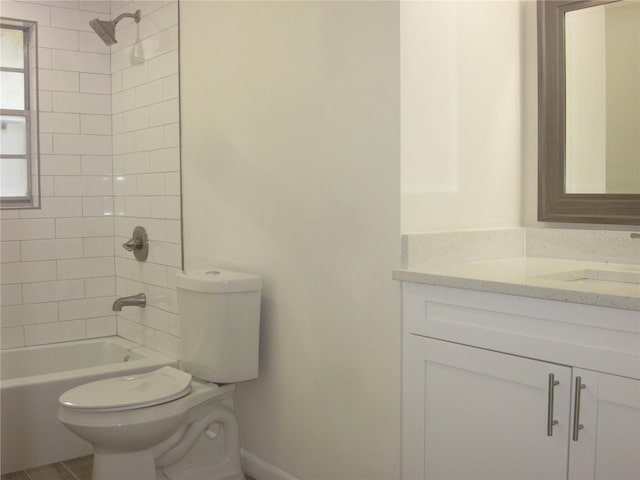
[89,9,141,46]
[89,18,117,45]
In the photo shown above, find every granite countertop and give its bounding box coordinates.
[393,257,640,311]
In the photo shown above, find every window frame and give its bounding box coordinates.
[1,18,40,209]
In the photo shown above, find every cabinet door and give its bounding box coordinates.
[568,369,640,480]
[402,335,572,480]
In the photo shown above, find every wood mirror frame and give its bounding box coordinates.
[537,0,640,225]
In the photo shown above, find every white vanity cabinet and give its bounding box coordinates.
[401,283,640,480]
[403,335,573,480]
[567,369,640,480]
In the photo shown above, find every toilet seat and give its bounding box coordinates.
[59,366,192,412]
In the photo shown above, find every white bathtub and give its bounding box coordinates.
[0,337,177,474]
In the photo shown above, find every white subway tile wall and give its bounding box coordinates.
[110,0,181,359]
[0,1,114,350]
[0,0,181,358]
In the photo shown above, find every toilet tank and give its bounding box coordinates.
[176,269,262,383]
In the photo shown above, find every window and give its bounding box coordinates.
[1,19,39,209]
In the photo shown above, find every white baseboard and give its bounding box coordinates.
[241,449,300,480]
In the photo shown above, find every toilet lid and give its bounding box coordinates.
[59,366,192,412]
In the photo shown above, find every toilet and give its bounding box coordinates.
[57,269,262,480]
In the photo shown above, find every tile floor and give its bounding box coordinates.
[2,456,257,480]
[1,456,92,480]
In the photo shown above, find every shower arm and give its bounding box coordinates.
[113,10,141,27]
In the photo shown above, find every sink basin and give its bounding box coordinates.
[539,269,640,287]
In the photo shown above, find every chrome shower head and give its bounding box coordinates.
[89,9,141,46]
[89,18,117,45]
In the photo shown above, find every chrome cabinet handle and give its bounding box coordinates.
[572,376,586,441]
[547,373,560,436]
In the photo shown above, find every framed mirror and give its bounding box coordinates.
[538,0,640,225]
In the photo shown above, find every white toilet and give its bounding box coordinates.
[58,269,262,480]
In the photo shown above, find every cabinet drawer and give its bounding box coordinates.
[402,283,640,379]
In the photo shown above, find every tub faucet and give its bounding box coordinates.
[112,293,146,311]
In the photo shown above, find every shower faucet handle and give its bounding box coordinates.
[122,226,149,261]
[122,238,142,251]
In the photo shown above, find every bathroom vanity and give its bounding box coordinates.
[394,229,640,480]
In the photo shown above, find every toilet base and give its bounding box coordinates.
[91,437,245,480]
[89,403,244,480]
[93,449,158,480]
[158,460,245,480]
[91,451,245,480]
[90,443,245,480]
[157,418,244,480]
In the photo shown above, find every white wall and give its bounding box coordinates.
[180,2,401,478]
[0,0,182,359]
[110,0,182,359]
[1,0,116,349]
[401,0,523,232]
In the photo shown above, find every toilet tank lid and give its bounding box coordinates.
[176,269,262,293]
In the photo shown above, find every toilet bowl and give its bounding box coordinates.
[58,269,262,480]
[58,368,241,480]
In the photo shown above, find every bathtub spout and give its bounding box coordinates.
[112,293,146,311]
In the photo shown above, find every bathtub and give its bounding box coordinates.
[0,337,177,474]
